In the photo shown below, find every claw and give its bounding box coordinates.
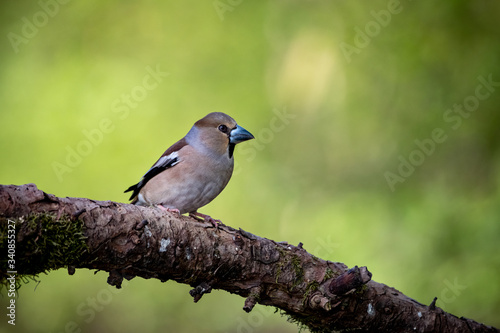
[189,211,223,228]
[157,205,180,215]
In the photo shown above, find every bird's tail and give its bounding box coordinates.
[124,184,139,203]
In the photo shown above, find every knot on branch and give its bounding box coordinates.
[107,269,124,288]
[429,296,438,310]
[107,269,136,289]
[189,282,212,303]
[243,286,262,313]
[135,219,149,230]
[329,266,372,296]
[309,293,332,311]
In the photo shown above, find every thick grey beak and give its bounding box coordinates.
[229,125,254,144]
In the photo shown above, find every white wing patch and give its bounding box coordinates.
[157,151,180,167]
[125,150,182,201]
[144,151,180,178]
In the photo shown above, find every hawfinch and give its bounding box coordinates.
[125,112,254,224]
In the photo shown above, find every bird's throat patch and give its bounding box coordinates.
[228,143,235,159]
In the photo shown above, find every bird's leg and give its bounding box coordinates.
[157,205,180,215]
[189,211,222,228]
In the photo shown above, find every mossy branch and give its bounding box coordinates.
[0,184,498,333]
[0,214,87,282]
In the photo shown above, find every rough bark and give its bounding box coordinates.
[0,184,497,333]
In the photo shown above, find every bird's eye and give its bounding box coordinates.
[218,124,228,133]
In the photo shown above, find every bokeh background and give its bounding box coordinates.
[1,1,500,332]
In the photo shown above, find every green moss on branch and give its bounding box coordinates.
[0,213,88,286]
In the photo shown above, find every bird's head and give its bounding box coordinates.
[188,112,254,158]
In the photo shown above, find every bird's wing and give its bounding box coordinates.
[125,138,187,201]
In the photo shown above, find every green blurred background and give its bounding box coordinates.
[1,0,500,332]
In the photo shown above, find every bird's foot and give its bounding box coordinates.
[157,205,180,215]
[189,211,223,228]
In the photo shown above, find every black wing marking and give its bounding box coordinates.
[124,152,180,201]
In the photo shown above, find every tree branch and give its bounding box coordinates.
[0,184,497,332]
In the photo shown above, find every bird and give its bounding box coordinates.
[125,112,254,225]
